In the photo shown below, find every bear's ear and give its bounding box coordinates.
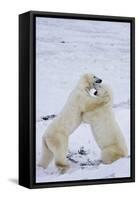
[85,74,92,88]
[83,73,89,80]
[86,73,92,82]
[82,74,88,82]
[81,73,92,89]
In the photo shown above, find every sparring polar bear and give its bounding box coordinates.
[38,74,109,171]
[82,84,128,164]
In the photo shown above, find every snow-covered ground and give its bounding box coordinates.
[36,17,130,183]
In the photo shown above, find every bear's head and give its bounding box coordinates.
[79,73,102,90]
[94,83,113,104]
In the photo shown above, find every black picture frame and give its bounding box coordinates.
[19,10,135,189]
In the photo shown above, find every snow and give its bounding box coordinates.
[36,17,130,183]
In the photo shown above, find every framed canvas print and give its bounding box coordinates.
[19,11,135,189]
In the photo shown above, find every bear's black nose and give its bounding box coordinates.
[95,79,102,83]
[94,90,98,95]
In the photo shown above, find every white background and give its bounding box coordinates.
[0,0,137,199]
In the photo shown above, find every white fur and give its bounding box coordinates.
[82,84,128,164]
[38,74,109,171]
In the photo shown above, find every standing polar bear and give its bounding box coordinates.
[38,74,109,171]
[82,84,128,164]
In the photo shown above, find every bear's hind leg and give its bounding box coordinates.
[47,134,70,173]
[38,137,53,169]
[55,152,70,174]
[101,144,124,164]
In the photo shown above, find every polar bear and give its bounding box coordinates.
[82,84,128,164]
[38,74,109,171]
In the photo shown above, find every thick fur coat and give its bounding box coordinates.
[82,84,128,164]
[38,74,109,171]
